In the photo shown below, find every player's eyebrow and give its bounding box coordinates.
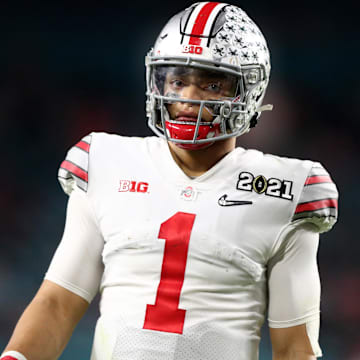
[168,66,229,81]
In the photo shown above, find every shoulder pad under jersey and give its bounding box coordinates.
[58,134,92,195]
[292,162,338,233]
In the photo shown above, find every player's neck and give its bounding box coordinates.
[168,138,236,178]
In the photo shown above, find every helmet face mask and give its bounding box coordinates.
[146,2,271,149]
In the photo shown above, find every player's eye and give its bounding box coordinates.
[170,79,185,89]
[205,83,222,93]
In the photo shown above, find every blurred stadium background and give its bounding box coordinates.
[0,1,358,359]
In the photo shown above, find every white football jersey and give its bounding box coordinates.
[52,132,338,360]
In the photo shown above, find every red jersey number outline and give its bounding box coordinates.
[143,212,196,334]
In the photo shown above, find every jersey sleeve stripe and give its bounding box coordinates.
[60,160,88,182]
[58,134,92,195]
[292,162,338,232]
[292,209,337,221]
[295,198,338,214]
[305,175,332,186]
[75,140,90,153]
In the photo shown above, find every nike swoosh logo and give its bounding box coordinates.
[218,194,253,207]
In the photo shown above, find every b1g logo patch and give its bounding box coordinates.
[182,45,203,54]
[237,172,293,200]
[119,180,149,193]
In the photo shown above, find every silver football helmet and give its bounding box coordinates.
[146,2,272,148]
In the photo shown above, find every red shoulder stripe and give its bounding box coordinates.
[305,175,332,186]
[60,160,88,182]
[1,357,19,360]
[75,140,90,153]
[295,198,338,214]
[189,2,220,45]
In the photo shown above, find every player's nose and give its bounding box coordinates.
[180,84,203,100]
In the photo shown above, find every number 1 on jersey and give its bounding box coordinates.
[143,212,196,334]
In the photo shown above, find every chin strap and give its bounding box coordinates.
[250,103,273,128]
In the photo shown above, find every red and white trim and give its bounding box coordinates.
[0,351,28,360]
[291,163,338,230]
[75,140,90,153]
[184,2,227,46]
[304,175,332,186]
[60,160,88,183]
[294,198,338,215]
[58,134,92,194]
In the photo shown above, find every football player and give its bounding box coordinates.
[1,2,338,360]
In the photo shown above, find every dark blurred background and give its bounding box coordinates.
[0,1,358,359]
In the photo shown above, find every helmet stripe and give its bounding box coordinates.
[184,3,206,35]
[202,3,227,44]
[188,2,220,46]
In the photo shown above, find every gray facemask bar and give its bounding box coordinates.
[154,95,246,144]
[145,53,267,144]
